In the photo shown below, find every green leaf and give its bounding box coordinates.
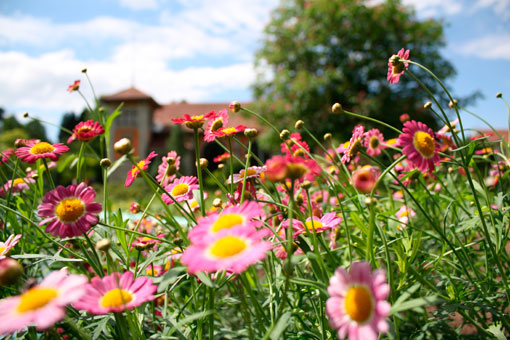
[105,103,124,141]
[486,322,506,340]
[390,295,442,314]
[107,155,127,178]
[270,311,292,340]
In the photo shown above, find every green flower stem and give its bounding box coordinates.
[203,168,229,194]
[2,158,20,237]
[240,138,253,204]
[97,221,174,245]
[193,128,206,217]
[342,109,403,135]
[114,313,131,340]
[500,95,510,148]
[227,137,235,196]
[76,141,86,182]
[42,159,56,190]
[240,106,280,135]
[208,285,215,339]
[83,231,104,277]
[102,167,108,227]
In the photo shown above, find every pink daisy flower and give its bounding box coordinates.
[227,166,266,184]
[130,234,164,251]
[145,265,165,277]
[162,176,199,204]
[67,80,80,92]
[67,120,105,144]
[363,129,385,157]
[0,234,22,260]
[341,125,365,164]
[125,151,158,187]
[182,227,272,274]
[171,111,216,129]
[395,205,416,230]
[204,109,229,142]
[73,271,157,314]
[212,125,247,138]
[156,151,181,187]
[213,152,230,163]
[285,212,342,236]
[326,262,391,340]
[398,120,440,173]
[0,177,35,197]
[38,183,102,238]
[0,148,13,164]
[351,166,380,194]
[188,201,264,243]
[15,141,69,164]
[281,132,311,158]
[265,154,321,182]
[0,270,87,334]
[387,48,410,84]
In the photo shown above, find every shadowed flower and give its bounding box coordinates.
[265,155,320,182]
[341,125,365,164]
[351,166,380,194]
[67,80,80,92]
[0,234,22,260]
[125,151,158,187]
[73,271,157,314]
[182,227,272,274]
[204,109,229,142]
[363,129,385,157]
[156,151,181,187]
[38,183,102,238]
[387,48,410,84]
[162,176,199,204]
[0,270,87,334]
[398,120,440,172]
[326,262,390,340]
[67,120,105,144]
[16,141,69,164]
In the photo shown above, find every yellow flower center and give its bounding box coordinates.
[286,163,308,180]
[77,126,92,134]
[386,138,397,146]
[344,286,373,323]
[399,211,409,217]
[17,287,58,313]
[240,168,257,178]
[191,115,204,121]
[210,118,224,132]
[348,139,362,156]
[413,131,435,158]
[211,214,244,233]
[30,142,55,155]
[100,288,133,308]
[55,198,85,222]
[146,267,159,276]
[0,246,6,253]
[369,136,380,149]
[209,236,247,258]
[171,183,190,197]
[304,220,324,230]
[392,63,405,75]
[221,127,238,135]
[12,178,25,186]
[131,160,146,177]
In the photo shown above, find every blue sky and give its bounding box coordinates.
[0,0,509,141]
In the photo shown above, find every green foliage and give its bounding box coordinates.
[253,0,456,145]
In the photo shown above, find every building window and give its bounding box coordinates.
[117,108,137,126]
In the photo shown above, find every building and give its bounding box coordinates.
[101,87,264,176]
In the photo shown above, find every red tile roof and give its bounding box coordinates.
[154,102,262,129]
[101,87,159,107]
[476,129,509,142]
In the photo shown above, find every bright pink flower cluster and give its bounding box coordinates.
[67,120,105,144]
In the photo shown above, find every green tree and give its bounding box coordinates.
[25,120,48,141]
[253,0,457,146]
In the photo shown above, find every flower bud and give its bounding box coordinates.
[496,92,502,98]
[0,258,24,286]
[213,198,223,208]
[323,133,332,141]
[81,68,87,73]
[295,120,304,129]
[100,158,111,168]
[424,101,432,109]
[332,103,343,114]
[364,197,377,205]
[23,112,29,118]
[174,237,183,246]
[244,128,258,138]
[96,238,111,251]
[280,129,290,140]
[199,158,208,169]
[448,167,454,174]
[98,107,105,113]
[218,163,224,170]
[293,149,305,157]
[448,99,458,108]
[301,180,312,190]
[130,202,141,214]
[31,173,39,180]
[229,101,241,113]
[114,138,132,155]
[399,113,410,123]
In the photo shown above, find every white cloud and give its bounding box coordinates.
[119,0,159,10]
[471,0,510,19]
[402,0,463,17]
[457,34,510,59]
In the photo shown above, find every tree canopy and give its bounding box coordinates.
[253,0,457,145]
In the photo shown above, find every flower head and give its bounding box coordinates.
[0,234,22,260]
[395,205,416,230]
[67,120,105,144]
[351,166,380,194]
[387,48,410,84]
[171,111,215,129]
[341,125,365,164]
[363,129,385,157]
[73,271,157,314]
[290,212,342,236]
[38,183,102,238]
[16,141,69,164]
[0,270,87,334]
[213,152,230,163]
[0,148,13,165]
[227,166,266,184]
[0,177,35,197]
[281,132,311,158]
[156,151,181,187]
[162,176,199,204]
[265,155,320,182]
[125,151,158,187]
[398,120,440,173]
[67,80,81,92]
[326,262,390,340]
[182,227,271,274]
[204,109,229,142]
[212,125,247,138]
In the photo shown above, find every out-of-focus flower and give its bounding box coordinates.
[351,166,380,194]
[171,111,215,129]
[395,205,416,230]
[265,155,320,183]
[227,166,266,184]
[0,234,22,260]
[387,48,410,84]
[67,80,80,92]
[0,177,35,197]
[204,109,229,142]
[363,129,385,157]
[156,151,180,187]
[125,151,158,187]
[213,153,230,163]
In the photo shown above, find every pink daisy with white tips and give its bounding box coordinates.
[125,151,158,187]
[188,201,264,243]
[398,120,440,173]
[227,166,266,184]
[15,141,69,164]
[37,183,102,238]
[0,270,87,334]
[286,212,342,236]
[0,234,22,260]
[204,109,229,142]
[73,271,157,314]
[326,262,391,340]
[0,177,35,197]
[182,227,272,274]
[341,125,365,164]
[162,176,199,204]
